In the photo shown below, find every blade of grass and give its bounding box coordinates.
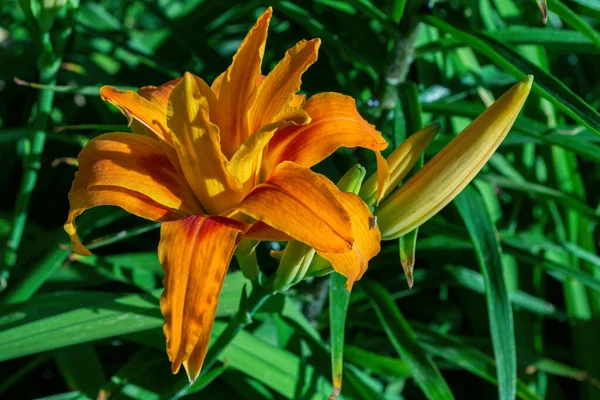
[455,186,516,400]
[548,0,600,50]
[329,271,351,398]
[361,279,455,400]
[0,272,247,361]
[422,15,600,136]
[54,344,105,398]
[412,323,542,400]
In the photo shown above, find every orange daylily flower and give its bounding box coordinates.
[64,7,388,382]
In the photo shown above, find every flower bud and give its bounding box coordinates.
[336,164,366,195]
[234,239,260,280]
[273,241,315,291]
[376,76,533,240]
[359,123,440,207]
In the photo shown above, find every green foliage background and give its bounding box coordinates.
[1,0,600,399]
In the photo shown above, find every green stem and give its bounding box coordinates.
[2,76,56,274]
[1,13,75,285]
[167,278,274,399]
[200,281,273,373]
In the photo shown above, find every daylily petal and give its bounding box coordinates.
[289,93,306,108]
[167,72,243,214]
[137,78,182,110]
[217,7,272,158]
[132,78,181,136]
[211,72,224,98]
[65,132,199,255]
[315,176,381,290]
[376,76,533,240]
[159,215,245,382]
[263,93,389,177]
[253,74,305,107]
[248,38,320,133]
[66,188,186,256]
[244,221,292,241]
[100,86,171,144]
[238,161,354,253]
[230,107,310,190]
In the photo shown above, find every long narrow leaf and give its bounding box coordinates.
[455,186,516,400]
[361,279,455,400]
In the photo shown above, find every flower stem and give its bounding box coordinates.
[168,277,274,399]
[201,278,273,373]
[0,6,77,288]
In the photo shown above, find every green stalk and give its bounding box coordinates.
[200,281,273,374]
[165,278,275,399]
[1,3,77,286]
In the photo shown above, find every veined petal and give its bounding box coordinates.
[211,72,224,98]
[238,161,354,253]
[376,76,533,240]
[263,93,389,179]
[66,188,186,256]
[316,190,381,290]
[138,78,182,110]
[64,132,199,255]
[230,107,310,189]
[159,215,245,383]
[217,8,272,158]
[100,86,171,144]
[248,38,320,132]
[167,72,243,214]
[360,123,440,206]
[289,93,306,108]
[244,221,292,241]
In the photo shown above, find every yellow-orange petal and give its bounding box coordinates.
[100,86,171,144]
[211,72,224,98]
[316,190,381,290]
[66,187,186,256]
[137,78,182,110]
[230,107,311,190]
[167,72,244,214]
[243,221,292,242]
[132,78,182,137]
[289,93,306,108]
[217,7,273,158]
[263,92,389,175]
[248,38,320,133]
[64,132,199,255]
[237,161,354,253]
[159,215,246,382]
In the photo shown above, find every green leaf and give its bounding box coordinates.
[361,279,455,400]
[548,0,600,50]
[0,272,247,361]
[455,186,516,400]
[329,272,351,396]
[344,345,411,378]
[413,324,542,400]
[422,15,600,136]
[54,344,105,398]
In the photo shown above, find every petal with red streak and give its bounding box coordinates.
[64,132,199,255]
[159,215,246,382]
